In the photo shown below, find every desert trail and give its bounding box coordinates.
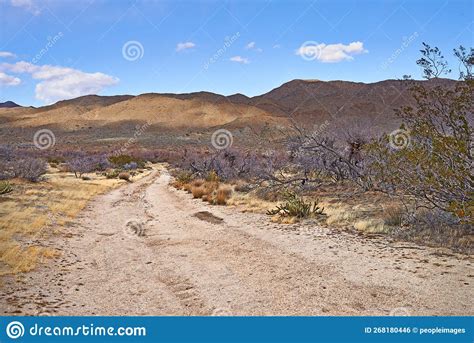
[1,166,472,316]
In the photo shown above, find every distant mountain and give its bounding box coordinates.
[245,78,457,132]
[0,101,21,108]
[0,78,458,147]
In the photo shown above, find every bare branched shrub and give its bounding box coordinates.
[286,122,372,189]
[67,155,110,178]
[14,157,48,182]
[180,148,288,182]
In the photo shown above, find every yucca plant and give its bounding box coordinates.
[267,191,325,218]
[0,181,13,195]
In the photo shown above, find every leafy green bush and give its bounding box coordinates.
[0,181,12,195]
[267,191,325,218]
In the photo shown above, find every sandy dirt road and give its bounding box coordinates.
[1,167,472,315]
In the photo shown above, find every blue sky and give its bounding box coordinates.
[0,0,472,106]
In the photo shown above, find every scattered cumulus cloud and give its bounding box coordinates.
[273,44,281,49]
[10,0,41,15]
[296,41,367,62]
[176,42,196,52]
[1,61,119,103]
[0,51,16,58]
[0,72,21,86]
[245,41,263,52]
[245,42,256,49]
[230,56,249,64]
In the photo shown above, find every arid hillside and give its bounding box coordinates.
[0,78,457,147]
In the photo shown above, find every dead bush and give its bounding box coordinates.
[216,186,233,205]
[382,204,404,227]
[191,186,206,198]
[14,158,47,182]
[118,172,131,181]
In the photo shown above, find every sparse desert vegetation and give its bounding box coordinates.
[0,40,472,317]
[165,45,473,254]
[0,150,152,276]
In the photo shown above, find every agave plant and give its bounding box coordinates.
[0,181,13,195]
[267,191,325,218]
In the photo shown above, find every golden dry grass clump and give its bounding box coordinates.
[215,185,233,205]
[191,185,206,198]
[176,174,234,206]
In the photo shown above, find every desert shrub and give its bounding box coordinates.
[191,186,206,198]
[234,181,253,193]
[67,155,110,178]
[216,186,232,205]
[382,204,404,227]
[206,170,219,182]
[0,181,13,195]
[81,176,91,181]
[190,179,204,187]
[176,171,193,184]
[391,208,473,254]
[267,191,325,218]
[367,44,473,223]
[105,170,120,179]
[123,162,138,170]
[287,126,371,188]
[13,158,47,182]
[109,154,133,166]
[0,145,16,179]
[180,148,288,182]
[109,155,145,168]
[118,172,131,181]
[47,156,65,164]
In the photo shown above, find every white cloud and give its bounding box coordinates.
[230,56,249,64]
[11,0,41,15]
[0,51,16,58]
[245,41,263,53]
[1,62,119,103]
[296,41,367,63]
[245,42,256,50]
[273,44,281,49]
[0,72,21,86]
[176,42,196,52]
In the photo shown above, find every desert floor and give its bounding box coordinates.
[1,166,472,316]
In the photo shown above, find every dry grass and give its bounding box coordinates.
[353,219,387,233]
[191,186,206,199]
[226,192,276,213]
[0,167,150,276]
[216,186,232,205]
[118,171,131,181]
